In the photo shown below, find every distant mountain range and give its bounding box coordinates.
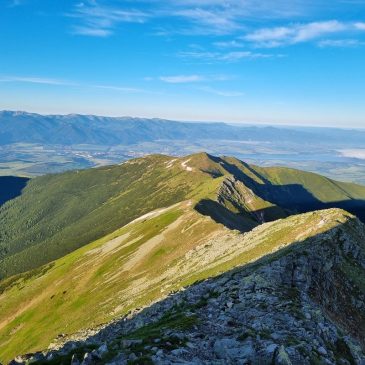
[1,110,365,146]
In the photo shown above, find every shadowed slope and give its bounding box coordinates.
[0,176,29,206]
[218,155,365,222]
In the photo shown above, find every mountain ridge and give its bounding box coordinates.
[0,153,365,363]
[1,152,365,279]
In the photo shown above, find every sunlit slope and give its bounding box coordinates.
[0,201,354,361]
[0,154,225,278]
[1,152,365,279]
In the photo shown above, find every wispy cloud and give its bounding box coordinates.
[92,84,152,93]
[72,26,112,37]
[65,0,330,38]
[65,1,365,43]
[318,38,365,47]
[172,7,241,35]
[160,75,204,83]
[159,74,231,83]
[355,22,365,30]
[244,21,365,47]
[178,50,278,62]
[69,1,149,37]
[0,75,153,94]
[0,75,75,86]
[213,40,245,48]
[165,0,311,35]
[198,86,244,97]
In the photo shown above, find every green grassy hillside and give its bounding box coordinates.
[0,154,222,278]
[0,201,354,361]
[1,152,365,279]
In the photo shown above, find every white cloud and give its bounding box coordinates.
[0,75,153,94]
[0,76,75,86]
[92,85,151,93]
[213,40,245,48]
[244,20,365,47]
[178,50,276,62]
[69,1,148,37]
[221,51,273,61]
[66,1,365,41]
[295,21,346,42]
[72,26,112,37]
[66,0,326,38]
[318,38,364,47]
[172,8,241,35]
[198,86,244,97]
[160,75,204,83]
[159,74,232,83]
[355,22,365,30]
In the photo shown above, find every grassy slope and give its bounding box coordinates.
[1,152,365,280]
[0,154,222,278]
[0,202,353,361]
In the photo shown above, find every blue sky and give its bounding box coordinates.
[1,0,365,127]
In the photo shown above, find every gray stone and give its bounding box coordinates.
[275,346,292,365]
[171,348,187,356]
[318,346,327,356]
[186,342,195,349]
[128,353,138,361]
[97,344,108,356]
[266,343,278,354]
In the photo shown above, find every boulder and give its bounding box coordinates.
[274,345,292,365]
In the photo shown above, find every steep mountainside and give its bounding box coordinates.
[1,209,364,364]
[1,153,365,279]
